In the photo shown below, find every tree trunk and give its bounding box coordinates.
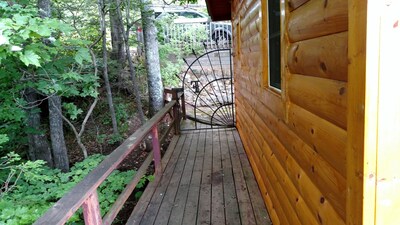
[48,96,69,172]
[25,89,53,167]
[109,0,125,64]
[98,0,119,136]
[37,0,51,18]
[115,0,146,124]
[38,0,70,171]
[140,0,164,117]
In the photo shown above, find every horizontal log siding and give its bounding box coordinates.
[287,32,348,81]
[288,74,347,129]
[232,0,348,224]
[287,0,310,11]
[287,0,348,42]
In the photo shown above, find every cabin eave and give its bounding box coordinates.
[205,0,231,21]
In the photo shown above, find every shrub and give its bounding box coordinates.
[0,154,151,224]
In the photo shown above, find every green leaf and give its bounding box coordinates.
[19,50,41,67]
[62,102,83,120]
[0,32,9,46]
[0,134,9,147]
[74,47,91,65]
[62,72,82,81]
[36,26,51,37]
[13,14,29,26]
[18,28,31,40]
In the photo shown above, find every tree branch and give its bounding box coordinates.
[78,98,98,137]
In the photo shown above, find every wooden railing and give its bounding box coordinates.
[34,88,184,225]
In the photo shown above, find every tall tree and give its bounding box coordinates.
[98,0,119,136]
[115,0,146,123]
[140,0,164,116]
[25,89,53,167]
[109,0,125,64]
[23,0,54,167]
[48,96,69,172]
[38,0,69,172]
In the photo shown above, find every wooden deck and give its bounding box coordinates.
[127,128,271,225]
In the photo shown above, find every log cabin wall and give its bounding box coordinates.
[232,0,348,224]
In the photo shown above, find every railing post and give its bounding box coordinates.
[180,91,186,120]
[82,191,102,225]
[171,88,181,135]
[151,126,162,174]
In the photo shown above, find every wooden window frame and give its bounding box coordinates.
[262,0,285,93]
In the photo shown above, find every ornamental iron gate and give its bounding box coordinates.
[180,47,234,130]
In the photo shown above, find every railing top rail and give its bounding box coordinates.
[34,100,177,225]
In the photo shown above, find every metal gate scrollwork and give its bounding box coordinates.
[180,47,235,130]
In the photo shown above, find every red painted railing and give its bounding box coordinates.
[34,88,184,225]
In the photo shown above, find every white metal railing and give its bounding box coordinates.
[160,21,232,50]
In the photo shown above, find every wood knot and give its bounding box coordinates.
[324,0,328,8]
[320,62,327,72]
[339,87,346,95]
[293,45,299,62]
[320,197,325,204]
[288,0,294,9]
[313,145,318,153]
[311,166,315,173]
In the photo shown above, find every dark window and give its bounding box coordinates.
[268,0,281,90]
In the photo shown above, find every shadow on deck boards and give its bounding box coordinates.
[126,128,272,225]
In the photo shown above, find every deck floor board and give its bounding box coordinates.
[127,128,271,225]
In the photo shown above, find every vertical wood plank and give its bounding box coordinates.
[127,134,187,225]
[153,133,189,225]
[126,135,183,225]
[211,129,226,225]
[197,129,213,225]
[182,130,206,225]
[142,133,192,225]
[346,0,369,225]
[220,129,241,225]
[151,126,162,174]
[375,1,400,224]
[168,131,199,225]
[233,130,272,225]
[82,191,102,225]
[237,125,292,225]
[228,129,257,225]
[360,0,381,225]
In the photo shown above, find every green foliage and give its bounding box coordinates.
[95,96,139,145]
[53,0,101,51]
[106,133,123,145]
[0,135,8,148]
[0,152,48,198]
[63,102,83,120]
[0,2,71,66]
[158,44,182,87]
[0,1,99,150]
[155,14,208,88]
[0,154,151,224]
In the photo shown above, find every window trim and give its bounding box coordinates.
[264,0,285,93]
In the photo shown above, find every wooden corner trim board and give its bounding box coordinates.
[348,1,400,225]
